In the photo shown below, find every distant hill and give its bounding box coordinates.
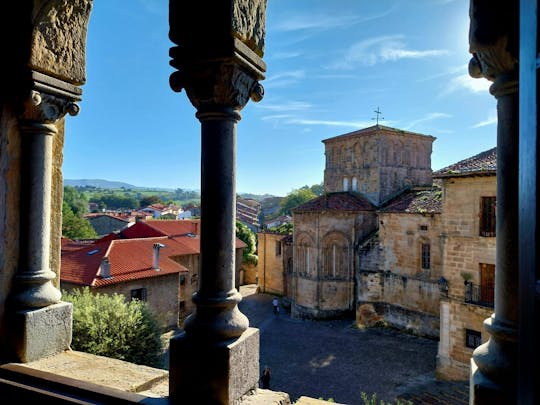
[64,179,140,189]
[238,193,277,201]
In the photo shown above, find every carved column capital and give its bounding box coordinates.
[22,90,80,124]
[468,0,519,96]
[170,61,264,118]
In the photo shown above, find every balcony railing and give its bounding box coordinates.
[465,282,494,307]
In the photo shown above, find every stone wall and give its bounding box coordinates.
[257,232,285,295]
[436,174,496,380]
[356,271,440,338]
[87,215,130,237]
[323,127,434,205]
[378,212,443,278]
[63,272,180,329]
[437,300,492,380]
[172,254,199,324]
[291,210,377,318]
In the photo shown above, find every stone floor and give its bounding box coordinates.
[238,285,469,405]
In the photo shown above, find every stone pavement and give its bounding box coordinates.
[238,285,469,405]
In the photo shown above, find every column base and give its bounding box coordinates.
[470,358,515,404]
[9,302,73,363]
[169,327,260,405]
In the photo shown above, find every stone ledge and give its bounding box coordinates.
[17,349,168,396]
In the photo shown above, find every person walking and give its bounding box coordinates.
[260,366,271,389]
[272,297,279,315]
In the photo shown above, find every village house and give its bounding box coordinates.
[83,212,135,237]
[61,219,247,328]
[434,148,497,380]
[61,236,189,328]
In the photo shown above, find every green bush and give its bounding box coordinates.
[360,393,413,405]
[63,288,164,368]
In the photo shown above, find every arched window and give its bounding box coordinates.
[295,234,314,276]
[343,177,349,191]
[352,177,358,191]
[322,233,349,279]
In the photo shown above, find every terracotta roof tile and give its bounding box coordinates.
[292,192,375,213]
[433,147,496,178]
[380,187,442,214]
[61,237,189,287]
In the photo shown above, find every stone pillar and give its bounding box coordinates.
[168,1,266,404]
[8,81,81,363]
[1,0,92,363]
[467,1,519,403]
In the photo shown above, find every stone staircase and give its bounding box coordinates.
[395,380,469,405]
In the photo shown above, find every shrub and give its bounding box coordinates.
[63,288,164,368]
[360,393,413,405]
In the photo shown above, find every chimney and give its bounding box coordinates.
[100,258,111,278]
[152,243,165,270]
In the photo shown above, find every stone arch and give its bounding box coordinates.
[343,177,349,191]
[352,177,358,191]
[321,231,350,279]
[294,232,315,276]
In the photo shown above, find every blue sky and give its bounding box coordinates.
[64,0,496,197]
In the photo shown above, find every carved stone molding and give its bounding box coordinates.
[468,0,519,89]
[22,90,79,124]
[170,62,264,114]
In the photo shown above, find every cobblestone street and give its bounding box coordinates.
[238,285,468,405]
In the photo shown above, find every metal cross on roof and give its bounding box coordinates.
[372,107,384,125]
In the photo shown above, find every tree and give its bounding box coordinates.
[309,182,324,196]
[279,187,317,215]
[140,195,162,208]
[63,185,90,216]
[62,202,97,239]
[63,288,164,368]
[235,221,258,265]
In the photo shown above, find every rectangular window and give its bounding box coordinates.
[480,197,496,237]
[419,225,428,231]
[480,263,495,304]
[275,241,282,256]
[130,288,147,302]
[465,329,482,349]
[421,243,431,270]
[179,301,185,312]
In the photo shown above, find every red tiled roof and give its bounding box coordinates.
[61,237,189,287]
[133,220,199,237]
[380,187,442,214]
[120,220,246,249]
[292,192,375,213]
[433,147,496,178]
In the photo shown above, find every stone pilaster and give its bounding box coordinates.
[468,1,519,403]
[168,1,266,404]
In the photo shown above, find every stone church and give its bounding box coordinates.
[290,124,442,336]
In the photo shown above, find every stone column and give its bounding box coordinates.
[168,1,266,404]
[8,81,81,362]
[468,1,519,403]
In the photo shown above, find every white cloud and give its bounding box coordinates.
[471,113,497,128]
[274,6,397,32]
[257,100,312,112]
[287,119,373,128]
[440,73,492,97]
[405,112,452,130]
[330,35,449,69]
[272,51,302,60]
[264,70,306,88]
